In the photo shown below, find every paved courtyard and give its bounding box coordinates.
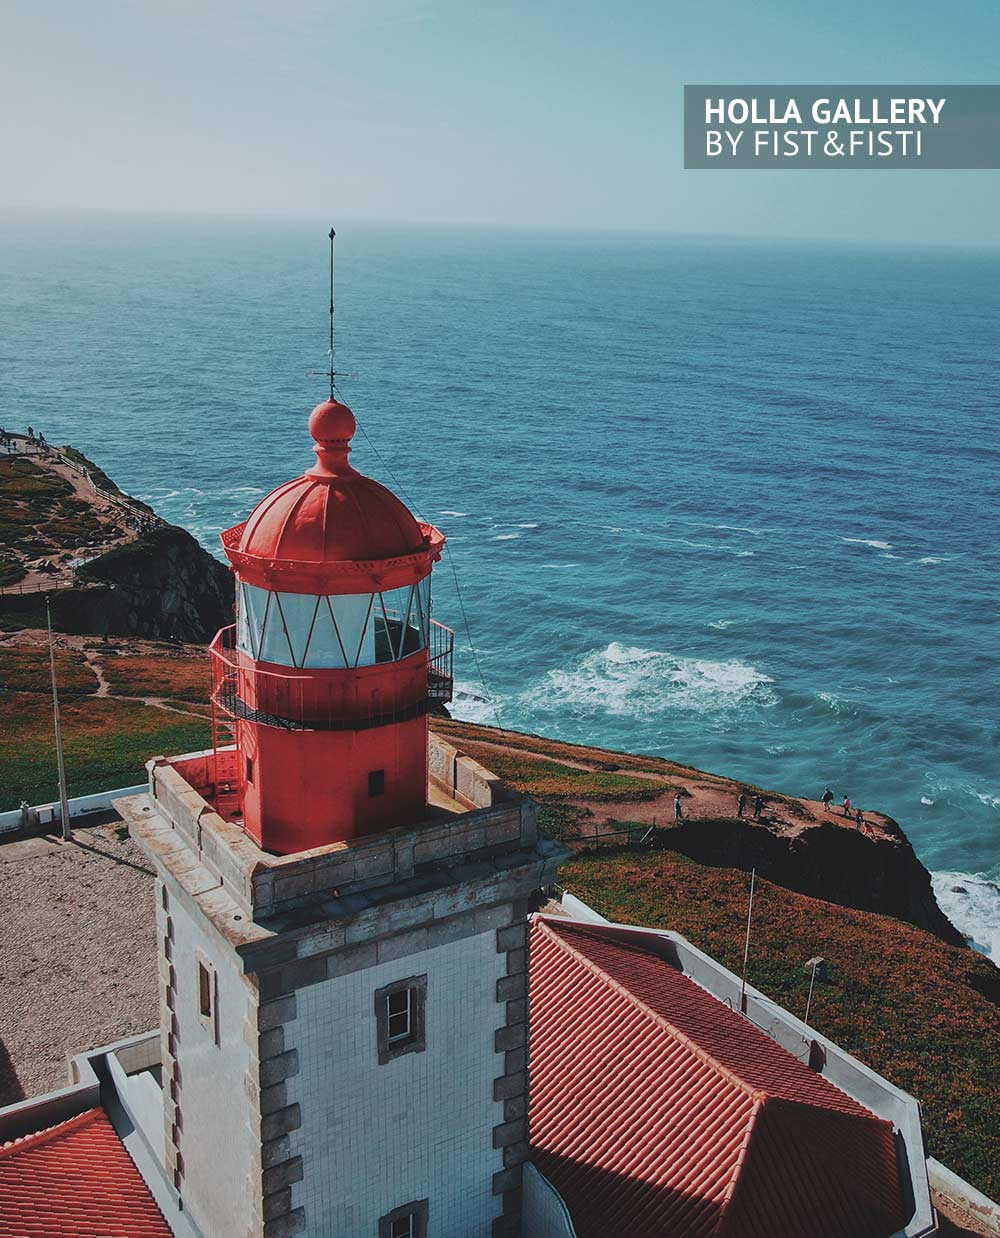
[0,823,158,1104]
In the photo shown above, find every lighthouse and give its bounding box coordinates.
[211,394,452,853]
[124,236,569,1238]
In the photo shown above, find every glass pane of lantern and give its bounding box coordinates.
[240,583,271,659]
[275,593,321,668]
[303,597,348,668]
[237,583,254,655]
[377,585,423,660]
[258,592,294,666]
[331,593,376,667]
[415,575,431,645]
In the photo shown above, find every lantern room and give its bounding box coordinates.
[209,396,453,854]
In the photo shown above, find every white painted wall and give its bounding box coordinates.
[522,1163,577,1238]
[169,893,257,1238]
[286,930,507,1237]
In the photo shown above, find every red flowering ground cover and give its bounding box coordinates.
[562,852,1000,1199]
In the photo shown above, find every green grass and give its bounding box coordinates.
[100,652,211,703]
[0,646,96,694]
[562,851,1000,1198]
[0,690,212,809]
[454,746,664,802]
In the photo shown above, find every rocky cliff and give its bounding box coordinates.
[660,808,964,946]
[0,442,233,642]
[57,525,234,642]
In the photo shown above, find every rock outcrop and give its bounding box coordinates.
[0,443,233,642]
[662,811,965,946]
[56,525,233,642]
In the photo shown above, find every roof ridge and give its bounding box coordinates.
[712,1093,765,1238]
[752,1088,889,1128]
[537,919,759,1103]
[0,1106,102,1159]
[544,918,876,1118]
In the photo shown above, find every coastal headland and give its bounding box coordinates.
[0,441,997,1203]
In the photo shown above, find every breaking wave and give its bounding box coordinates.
[932,871,1000,959]
[520,642,776,719]
[449,681,502,726]
[842,537,893,551]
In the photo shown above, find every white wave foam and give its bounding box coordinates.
[702,524,767,536]
[932,871,1000,958]
[708,619,739,630]
[915,556,949,565]
[539,562,579,569]
[449,681,501,725]
[517,523,539,529]
[920,796,935,806]
[439,510,468,517]
[491,533,521,541]
[817,690,853,713]
[734,550,756,558]
[923,777,1000,813]
[842,537,893,551]
[521,642,776,719]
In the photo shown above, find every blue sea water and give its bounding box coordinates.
[2,212,998,953]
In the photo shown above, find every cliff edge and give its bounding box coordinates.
[431,717,966,947]
[0,436,233,642]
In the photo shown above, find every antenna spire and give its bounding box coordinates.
[328,226,336,400]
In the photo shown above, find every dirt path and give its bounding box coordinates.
[454,730,891,842]
[82,648,110,697]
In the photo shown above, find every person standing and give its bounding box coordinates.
[822,787,834,811]
[843,795,852,818]
[737,792,747,818]
[674,793,684,822]
[855,808,867,834]
[752,794,764,820]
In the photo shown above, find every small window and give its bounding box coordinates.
[368,769,385,797]
[196,954,219,1045]
[379,1199,428,1238]
[374,975,427,1065]
[245,756,254,785]
[386,987,411,1044]
[198,961,213,1018]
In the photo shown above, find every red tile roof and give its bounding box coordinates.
[0,1107,172,1237]
[529,918,908,1238]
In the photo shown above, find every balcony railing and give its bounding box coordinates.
[210,620,454,733]
[428,617,454,704]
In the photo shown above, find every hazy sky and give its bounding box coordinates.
[2,0,998,244]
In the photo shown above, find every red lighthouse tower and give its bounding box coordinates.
[210,395,453,853]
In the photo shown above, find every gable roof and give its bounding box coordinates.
[0,1106,172,1237]
[529,917,908,1238]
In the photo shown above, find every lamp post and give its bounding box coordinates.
[46,598,72,841]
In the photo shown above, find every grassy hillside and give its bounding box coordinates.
[0,640,212,808]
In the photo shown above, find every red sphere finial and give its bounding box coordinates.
[308,397,357,478]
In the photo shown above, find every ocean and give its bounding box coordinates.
[2,211,998,956]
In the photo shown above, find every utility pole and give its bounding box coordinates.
[46,598,72,841]
[739,867,756,1014]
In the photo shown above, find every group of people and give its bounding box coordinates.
[0,426,50,452]
[669,784,873,834]
[672,790,766,821]
[736,791,765,820]
[822,787,871,834]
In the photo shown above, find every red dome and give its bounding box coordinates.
[240,473,425,563]
[221,398,444,593]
